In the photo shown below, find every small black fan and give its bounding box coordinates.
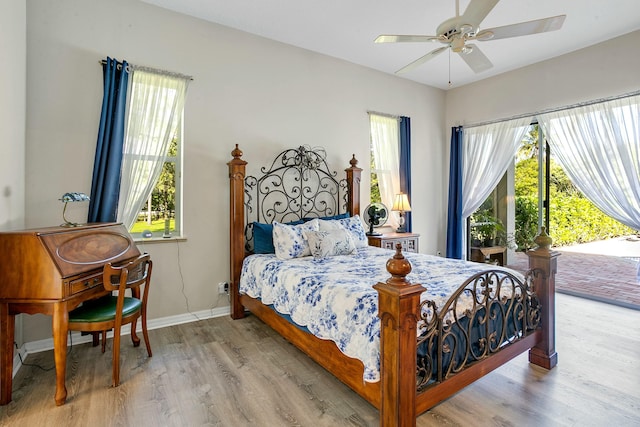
[363,203,388,236]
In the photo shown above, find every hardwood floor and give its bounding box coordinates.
[1,293,639,426]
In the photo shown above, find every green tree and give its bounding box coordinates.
[514,126,634,248]
[139,137,177,221]
[517,126,539,161]
[515,158,538,197]
[155,138,177,219]
[514,196,538,251]
[370,145,381,204]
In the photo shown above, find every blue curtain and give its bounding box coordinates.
[399,116,412,232]
[88,57,129,223]
[446,126,464,259]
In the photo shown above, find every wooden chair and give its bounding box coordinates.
[68,253,153,387]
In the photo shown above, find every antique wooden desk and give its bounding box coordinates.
[0,223,140,406]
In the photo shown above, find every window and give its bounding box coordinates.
[116,68,189,239]
[469,124,539,254]
[130,126,182,238]
[369,113,401,228]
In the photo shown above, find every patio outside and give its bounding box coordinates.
[506,234,640,310]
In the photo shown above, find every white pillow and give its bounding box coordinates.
[273,219,319,260]
[305,230,357,259]
[319,215,368,248]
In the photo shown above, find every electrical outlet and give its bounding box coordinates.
[218,282,229,294]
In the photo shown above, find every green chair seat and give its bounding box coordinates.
[69,296,142,323]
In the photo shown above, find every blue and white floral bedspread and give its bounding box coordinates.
[239,246,516,382]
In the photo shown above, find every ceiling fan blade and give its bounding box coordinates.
[462,0,500,26]
[476,15,566,41]
[396,46,448,74]
[459,44,493,73]
[375,34,440,43]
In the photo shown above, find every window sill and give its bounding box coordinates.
[133,235,187,244]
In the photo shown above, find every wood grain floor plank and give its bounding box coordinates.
[1,293,639,427]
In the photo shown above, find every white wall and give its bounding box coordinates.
[446,31,640,127]
[1,0,26,348]
[24,0,445,342]
[0,1,26,232]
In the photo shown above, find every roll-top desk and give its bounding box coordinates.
[0,223,141,405]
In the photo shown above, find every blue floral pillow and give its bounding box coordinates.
[304,230,356,259]
[319,215,368,248]
[273,219,320,260]
[253,220,303,254]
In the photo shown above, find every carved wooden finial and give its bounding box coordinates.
[534,226,553,250]
[349,154,358,168]
[231,144,243,159]
[385,243,412,286]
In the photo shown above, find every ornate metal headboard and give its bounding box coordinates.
[243,146,350,250]
[228,144,361,318]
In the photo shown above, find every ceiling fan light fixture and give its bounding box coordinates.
[459,23,475,35]
[451,36,466,53]
[461,45,474,54]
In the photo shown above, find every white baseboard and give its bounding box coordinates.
[13,305,230,378]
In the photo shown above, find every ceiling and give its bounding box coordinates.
[142,0,640,90]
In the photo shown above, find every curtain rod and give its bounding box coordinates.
[367,110,402,120]
[464,89,640,129]
[98,59,194,81]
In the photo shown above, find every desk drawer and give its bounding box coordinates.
[67,272,103,296]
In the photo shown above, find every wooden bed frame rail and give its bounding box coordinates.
[228,145,558,427]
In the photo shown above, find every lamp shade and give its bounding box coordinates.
[59,192,90,227]
[391,193,411,212]
[60,192,90,203]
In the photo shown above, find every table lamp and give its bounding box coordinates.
[59,192,90,227]
[391,193,411,233]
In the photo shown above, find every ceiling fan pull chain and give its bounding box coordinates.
[448,48,452,87]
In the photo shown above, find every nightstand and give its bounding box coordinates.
[367,232,420,253]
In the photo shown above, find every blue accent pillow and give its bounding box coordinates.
[302,213,350,222]
[253,220,303,254]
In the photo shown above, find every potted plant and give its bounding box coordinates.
[470,210,504,247]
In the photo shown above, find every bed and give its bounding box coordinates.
[228,145,559,426]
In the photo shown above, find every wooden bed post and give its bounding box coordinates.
[228,144,247,319]
[345,155,362,216]
[526,227,560,369]
[374,245,425,427]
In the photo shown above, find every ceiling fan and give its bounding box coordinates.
[375,0,566,75]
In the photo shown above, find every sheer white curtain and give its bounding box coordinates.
[370,114,400,228]
[117,68,190,229]
[461,117,532,218]
[538,95,640,230]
